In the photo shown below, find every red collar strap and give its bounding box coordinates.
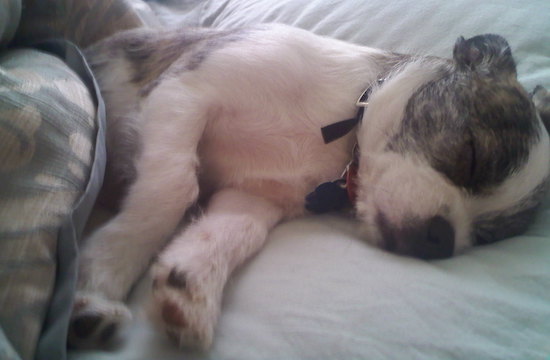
[343,144,360,203]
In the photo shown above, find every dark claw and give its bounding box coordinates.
[100,323,118,343]
[72,314,102,338]
[152,277,160,290]
[167,268,187,289]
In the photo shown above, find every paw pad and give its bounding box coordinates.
[162,300,188,327]
[68,295,131,349]
[71,314,102,338]
[150,262,222,349]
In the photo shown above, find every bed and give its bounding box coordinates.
[2,0,549,359]
[69,1,550,359]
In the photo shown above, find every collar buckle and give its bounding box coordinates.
[356,78,385,107]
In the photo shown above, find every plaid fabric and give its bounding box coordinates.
[0,47,96,360]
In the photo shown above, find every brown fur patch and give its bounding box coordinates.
[121,29,205,86]
[96,27,246,97]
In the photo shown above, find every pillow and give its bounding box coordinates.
[13,0,156,48]
[0,42,103,360]
[0,0,21,47]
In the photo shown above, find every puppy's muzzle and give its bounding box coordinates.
[376,213,455,260]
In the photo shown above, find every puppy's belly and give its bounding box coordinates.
[198,143,310,216]
[198,133,349,217]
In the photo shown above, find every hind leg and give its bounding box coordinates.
[68,79,208,348]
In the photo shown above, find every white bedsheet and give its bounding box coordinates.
[71,206,550,360]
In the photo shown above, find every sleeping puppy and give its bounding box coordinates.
[68,24,550,349]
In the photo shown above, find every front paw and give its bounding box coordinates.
[148,262,226,349]
[67,293,132,349]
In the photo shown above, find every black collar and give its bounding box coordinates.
[320,78,385,144]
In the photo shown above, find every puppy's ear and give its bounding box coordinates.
[532,85,550,132]
[453,34,516,77]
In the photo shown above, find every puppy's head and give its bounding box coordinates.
[356,34,550,259]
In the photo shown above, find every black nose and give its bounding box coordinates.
[377,214,455,260]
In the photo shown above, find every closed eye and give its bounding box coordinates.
[428,128,479,192]
[466,129,477,187]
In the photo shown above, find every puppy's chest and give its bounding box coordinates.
[197,105,355,211]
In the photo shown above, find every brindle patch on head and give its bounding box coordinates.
[388,34,543,194]
[388,65,540,195]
